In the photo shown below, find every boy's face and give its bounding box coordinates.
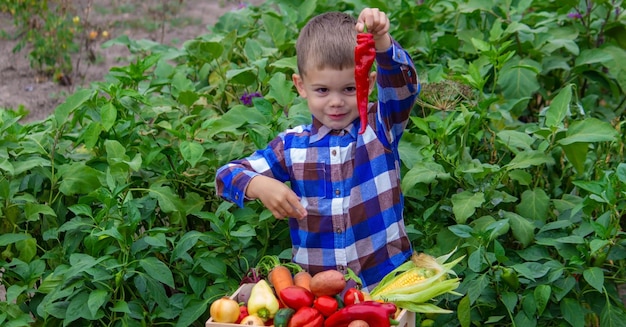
[292,67,375,131]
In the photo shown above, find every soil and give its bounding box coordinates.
[0,0,260,123]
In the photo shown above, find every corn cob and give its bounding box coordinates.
[370,248,464,313]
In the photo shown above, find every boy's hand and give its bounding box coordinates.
[356,8,391,51]
[246,175,307,220]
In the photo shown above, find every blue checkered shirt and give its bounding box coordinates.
[216,40,420,289]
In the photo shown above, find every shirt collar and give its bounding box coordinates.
[309,116,359,143]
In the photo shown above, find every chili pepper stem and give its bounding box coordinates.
[390,318,399,325]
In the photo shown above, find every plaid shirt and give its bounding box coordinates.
[216,40,420,289]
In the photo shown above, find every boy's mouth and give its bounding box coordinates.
[328,113,346,120]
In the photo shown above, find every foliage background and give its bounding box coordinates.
[1,0,626,326]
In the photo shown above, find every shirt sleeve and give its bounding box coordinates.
[215,136,288,207]
[374,39,420,146]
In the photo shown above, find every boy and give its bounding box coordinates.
[215,8,420,290]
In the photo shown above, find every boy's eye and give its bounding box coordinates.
[315,88,329,93]
[345,86,356,93]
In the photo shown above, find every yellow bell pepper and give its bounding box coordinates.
[247,280,279,322]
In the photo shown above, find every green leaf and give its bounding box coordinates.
[16,237,37,262]
[100,103,117,131]
[199,257,227,277]
[0,234,31,247]
[516,188,549,222]
[68,204,93,218]
[25,203,57,222]
[600,301,626,327]
[451,191,485,224]
[544,84,572,128]
[498,59,541,100]
[502,211,535,248]
[54,89,94,126]
[501,292,518,313]
[558,118,619,145]
[178,90,200,108]
[148,185,182,213]
[185,39,224,61]
[448,225,474,238]
[402,161,450,190]
[12,157,51,176]
[139,257,175,288]
[512,262,550,281]
[243,38,264,61]
[88,289,108,317]
[505,150,554,170]
[179,141,204,167]
[534,284,551,316]
[64,291,89,325]
[471,37,491,52]
[583,267,604,293]
[496,130,534,152]
[262,12,287,48]
[83,122,103,149]
[270,56,297,72]
[575,49,614,67]
[225,67,257,85]
[561,142,588,175]
[58,163,104,196]
[458,295,471,327]
[266,72,295,107]
[176,299,209,327]
[561,298,585,327]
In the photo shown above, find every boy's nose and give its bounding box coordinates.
[329,93,345,107]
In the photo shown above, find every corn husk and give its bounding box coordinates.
[370,248,464,313]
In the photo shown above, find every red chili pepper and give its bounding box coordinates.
[323,301,397,327]
[355,33,376,134]
[287,306,324,327]
[279,285,315,311]
[313,295,339,317]
[342,288,365,306]
[235,306,249,324]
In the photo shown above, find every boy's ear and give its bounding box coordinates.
[292,73,307,98]
[368,71,377,95]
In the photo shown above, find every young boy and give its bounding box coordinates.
[215,8,420,290]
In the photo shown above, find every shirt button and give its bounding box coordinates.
[331,149,337,156]
[337,265,344,272]
[336,228,342,234]
[235,194,239,200]
[335,189,340,196]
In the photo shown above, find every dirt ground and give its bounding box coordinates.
[0,0,259,123]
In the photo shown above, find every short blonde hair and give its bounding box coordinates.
[295,12,357,76]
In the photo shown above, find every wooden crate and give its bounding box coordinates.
[205,285,416,327]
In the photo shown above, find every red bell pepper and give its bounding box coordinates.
[355,33,376,134]
[323,301,397,327]
[313,295,339,317]
[342,288,365,306]
[288,306,324,327]
[279,286,315,311]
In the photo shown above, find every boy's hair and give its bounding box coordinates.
[296,12,357,76]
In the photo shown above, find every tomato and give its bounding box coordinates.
[209,297,240,323]
[343,288,365,306]
[313,295,338,317]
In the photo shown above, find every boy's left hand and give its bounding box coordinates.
[356,8,391,51]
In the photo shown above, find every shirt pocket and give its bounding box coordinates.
[291,162,327,199]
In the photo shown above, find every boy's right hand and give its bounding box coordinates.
[246,175,307,220]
